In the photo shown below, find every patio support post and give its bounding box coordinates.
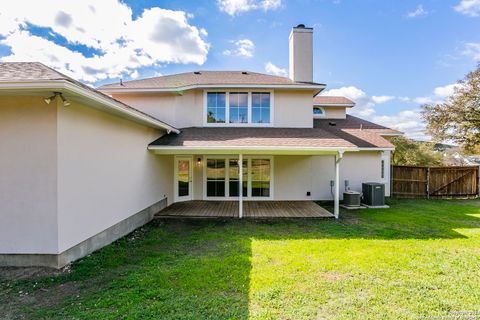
[239,153,243,219]
[334,151,344,219]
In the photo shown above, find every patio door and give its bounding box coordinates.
[204,156,273,200]
[175,157,192,202]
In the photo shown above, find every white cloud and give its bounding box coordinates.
[0,1,209,83]
[264,62,287,76]
[322,86,374,116]
[414,83,462,104]
[407,4,428,18]
[217,0,282,16]
[322,86,428,139]
[223,39,255,58]
[372,110,428,140]
[322,86,429,138]
[454,0,480,17]
[462,42,480,61]
[371,95,395,104]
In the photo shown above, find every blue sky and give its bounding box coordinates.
[1,0,479,138]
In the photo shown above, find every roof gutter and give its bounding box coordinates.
[314,103,355,108]
[147,145,395,155]
[0,80,180,134]
[99,83,326,95]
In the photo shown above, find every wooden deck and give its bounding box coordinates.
[156,201,334,218]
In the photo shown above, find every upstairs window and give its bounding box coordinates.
[252,93,271,124]
[229,92,248,123]
[204,91,272,126]
[207,92,226,123]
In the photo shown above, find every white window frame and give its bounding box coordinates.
[203,90,274,127]
[203,155,274,200]
[313,106,326,118]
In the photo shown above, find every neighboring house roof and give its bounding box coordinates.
[0,62,179,133]
[149,115,397,152]
[98,71,325,93]
[313,96,355,106]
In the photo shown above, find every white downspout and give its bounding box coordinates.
[239,153,243,219]
[334,151,344,219]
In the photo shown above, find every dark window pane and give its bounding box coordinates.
[229,181,239,197]
[207,181,225,197]
[178,181,189,196]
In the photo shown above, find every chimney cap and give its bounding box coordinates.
[296,24,306,28]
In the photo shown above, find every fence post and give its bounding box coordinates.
[477,165,480,197]
[426,167,430,199]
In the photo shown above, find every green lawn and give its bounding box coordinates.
[1,199,480,319]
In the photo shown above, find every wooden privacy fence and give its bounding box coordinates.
[391,165,479,199]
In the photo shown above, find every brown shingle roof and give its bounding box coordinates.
[149,115,398,149]
[0,62,69,81]
[314,115,403,135]
[313,96,355,106]
[0,62,178,132]
[99,71,324,90]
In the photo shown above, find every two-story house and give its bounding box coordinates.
[0,25,401,268]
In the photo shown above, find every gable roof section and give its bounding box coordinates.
[149,115,398,153]
[98,71,325,93]
[0,62,179,133]
[313,96,355,107]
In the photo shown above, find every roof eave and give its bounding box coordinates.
[0,80,180,133]
[147,145,395,155]
[314,103,356,108]
[99,83,326,94]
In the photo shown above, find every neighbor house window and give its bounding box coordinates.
[381,160,385,179]
[207,92,226,123]
[207,159,225,197]
[229,92,248,123]
[205,91,272,125]
[252,93,270,123]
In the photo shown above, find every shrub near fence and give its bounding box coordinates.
[391,165,479,199]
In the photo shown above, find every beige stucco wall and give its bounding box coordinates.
[56,100,173,252]
[274,90,314,128]
[289,28,313,83]
[274,152,389,201]
[112,89,314,129]
[0,95,174,255]
[112,90,203,129]
[0,96,59,254]
[323,106,347,119]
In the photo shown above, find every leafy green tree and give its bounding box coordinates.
[422,65,480,153]
[389,136,443,166]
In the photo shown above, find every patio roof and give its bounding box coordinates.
[148,115,397,154]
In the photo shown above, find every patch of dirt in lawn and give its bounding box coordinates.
[0,280,80,319]
[0,266,69,281]
[0,265,78,319]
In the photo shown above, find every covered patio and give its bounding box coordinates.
[156,201,334,218]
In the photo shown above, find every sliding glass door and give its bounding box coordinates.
[204,156,272,199]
